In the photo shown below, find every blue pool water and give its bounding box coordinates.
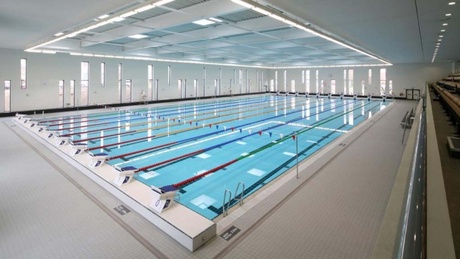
[42,95,390,219]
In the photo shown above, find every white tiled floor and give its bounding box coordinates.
[0,99,415,259]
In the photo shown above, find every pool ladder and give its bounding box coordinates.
[222,182,245,217]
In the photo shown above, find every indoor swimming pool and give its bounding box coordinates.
[35,95,390,219]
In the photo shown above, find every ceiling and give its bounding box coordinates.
[0,0,458,67]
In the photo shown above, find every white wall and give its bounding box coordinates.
[0,48,264,113]
[266,63,451,97]
[0,47,452,113]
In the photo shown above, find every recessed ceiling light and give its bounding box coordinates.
[438,39,442,41]
[448,2,456,5]
[441,29,446,32]
[208,17,222,22]
[439,35,444,38]
[442,23,448,26]
[98,14,110,19]
[446,13,452,16]
[109,17,125,23]
[54,32,64,37]
[129,34,148,39]
[193,19,215,26]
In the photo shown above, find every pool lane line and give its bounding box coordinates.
[111,121,277,166]
[108,120,275,163]
[56,97,272,137]
[123,100,371,174]
[87,98,354,154]
[72,95,316,144]
[206,103,376,216]
[84,97,346,151]
[132,116,308,173]
[167,101,378,189]
[42,96,271,126]
[74,103,269,143]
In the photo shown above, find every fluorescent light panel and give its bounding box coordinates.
[98,14,110,19]
[193,19,215,26]
[129,34,148,39]
[208,17,222,22]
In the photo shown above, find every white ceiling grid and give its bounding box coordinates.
[0,0,457,67]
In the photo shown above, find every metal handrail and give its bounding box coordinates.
[396,94,427,258]
[223,189,232,217]
[235,182,245,206]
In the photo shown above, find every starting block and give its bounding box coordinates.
[15,113,28,120]
[69,143,87,156]
[89,153,108,168]
[328,93,332,99]
[340,93,344,99]
[46,130,57,138]
[150,185,178,213]
[353,93,358,100]
[114,166,136,187]
[367,93,372,101]
[55,136,69,146]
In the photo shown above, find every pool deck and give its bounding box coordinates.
[0,97,416,258]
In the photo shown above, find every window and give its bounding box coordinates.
[320,79,324,93]
[59,80,64,108]
[361,80,365,95]
[246,70,249,93]
[315,70,319,93]
[343,69,347,94]
[389,80,393,96]
[290,79,295,93]
[125,79,132,102]
[194,79,198,97]
[330,80,336,94]
[203,67,207,96]
[239,69,243,94]
[80,62,89,106]
[284,70,287,92]
[348,69,354,94]
[167,65,171,86]
[118,63,123,103]
[305,70,310,93]
[368,69,372,85]
[380,68,386,95]
[70,80,75,107]
[4,80,11,112]
[148,65,154,100]
[275,71,278,92]
[101,62,105,87]
[20,59,27,89]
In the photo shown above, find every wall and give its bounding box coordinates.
[0,47,452,113]
[267,62,451,97]
[0,48,265,113]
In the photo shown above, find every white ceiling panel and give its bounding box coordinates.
[0,0,457,66]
